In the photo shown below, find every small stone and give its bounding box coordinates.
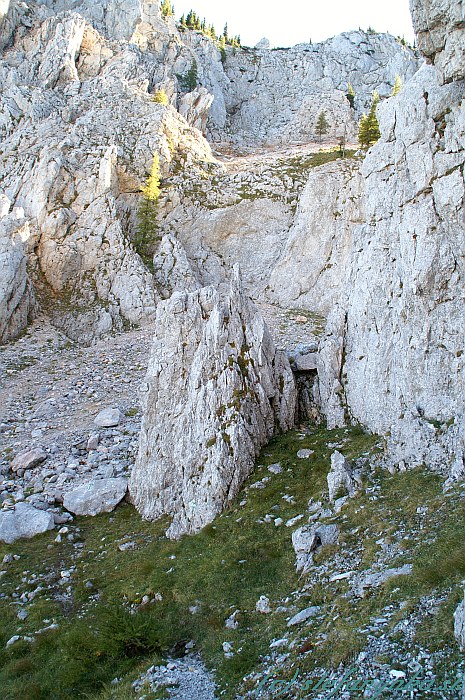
[297,449,314,459]
[86,433,100,451]
[270,638,288,648]
[6,635,21,647]
[225,610,239,629]
[389,670,406,679]
[17,609,28,621]
[286,514,304,527]
[11,448,47,473]
[94,408,122,428]
[267,462,282,474]
[287,606,320,626]
[256,595,271,613]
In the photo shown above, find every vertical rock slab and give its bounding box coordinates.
[129,266,296,538]
[0,200,36,344]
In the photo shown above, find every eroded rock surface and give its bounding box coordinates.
[0,198,36,343]
[318,0,465,476]
[129,267,296,538]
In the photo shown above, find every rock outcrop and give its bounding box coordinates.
[160,151,364,312]
[318,0,465,475]
[129,267,296,538]
[0,1,212,341]
[0,0,419,340]
[0,198,36,343]
[268,159,364,313]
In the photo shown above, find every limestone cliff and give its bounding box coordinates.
[0,0,418,342]
[318,0,465,476]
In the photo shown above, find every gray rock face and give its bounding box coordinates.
[36,0,161,41]
[411,0,465,82]
[152,234,200,299]
[292,522,339,573]
[63,477,128,516]
[211,31,419,147]
[178,87,214,134]
[268,160,363,314]
[318,0,465,476]
[129,267,296,538]
[0,2,211,341]
[0,502,55,543]
[0,200,36,343]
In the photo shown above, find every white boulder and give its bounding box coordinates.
[0,503,55,544]
[63,478,128,516]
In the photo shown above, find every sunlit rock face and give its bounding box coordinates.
[129,268,296,539]
[318,0,465,476]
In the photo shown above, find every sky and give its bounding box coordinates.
[172,0,415,47]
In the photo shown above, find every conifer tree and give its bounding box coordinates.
[358,91,380,147]
[346,82,355,109]
[135,154,161,267]
[391,74,402,96]
[160,0,173,17]
[185,59,198,91]
[315,111,330,139]
[223,22,228,39]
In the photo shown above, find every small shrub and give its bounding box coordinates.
[152,89,169,106]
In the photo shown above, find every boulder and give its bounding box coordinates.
[454,591,465,648]
[327,451,360,502]
[93,407,123,428]
[63,478,128,516]
[129,266,296,538]
[292,522,339,573]
[0,503,55,544]
[11,448,47,474]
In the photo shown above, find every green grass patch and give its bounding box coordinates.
[2,425,464,698]
[0,425,377,699]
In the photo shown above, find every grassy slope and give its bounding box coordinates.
[0,424,464,699]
